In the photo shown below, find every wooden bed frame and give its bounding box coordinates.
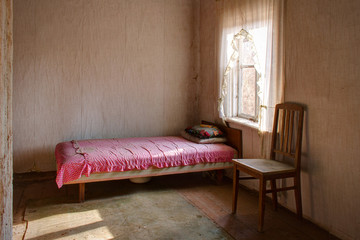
[63,121,242,202]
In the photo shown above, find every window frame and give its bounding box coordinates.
[236,63,260,122]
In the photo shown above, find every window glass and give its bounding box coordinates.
[240,67,256,117]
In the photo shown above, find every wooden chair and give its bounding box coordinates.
[232,103,304,232]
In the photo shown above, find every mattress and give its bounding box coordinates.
[55,136,237,188]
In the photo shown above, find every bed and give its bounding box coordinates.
[55,121,242,202]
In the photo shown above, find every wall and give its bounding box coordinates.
[0,0,13,238]
[13,0,200,172]
[199,0,360,239]
[285,1,360,239]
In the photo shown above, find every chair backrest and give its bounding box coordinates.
[270,103,304,171]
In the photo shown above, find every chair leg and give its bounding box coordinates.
[294,175,303,218]
[232,165,239,214]
[258,178,266,232]
[270,179,278,210]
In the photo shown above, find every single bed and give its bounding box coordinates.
[55,121,242,202]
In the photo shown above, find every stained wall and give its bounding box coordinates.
[199,0,360,239]
[13,0,200,172]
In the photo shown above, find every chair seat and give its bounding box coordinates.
[232,159,295,175]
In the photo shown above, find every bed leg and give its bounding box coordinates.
[65,184,69,197]
[216,170,224,184]
[79,183,85,203]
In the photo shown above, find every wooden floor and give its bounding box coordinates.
[13,172,338,240]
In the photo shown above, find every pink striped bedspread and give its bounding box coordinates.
[55,136,236,188]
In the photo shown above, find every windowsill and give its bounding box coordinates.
[224,117,259,131]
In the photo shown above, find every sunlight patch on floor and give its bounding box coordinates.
[24,208,114,240]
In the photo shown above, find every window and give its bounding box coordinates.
[217,0,284,132]
[222,28,267,123]
[230,31,260,121]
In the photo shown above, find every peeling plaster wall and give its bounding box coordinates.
[199,0,360,239]
[13,0,199,172]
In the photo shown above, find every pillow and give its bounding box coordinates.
[185,124,224,139]
[181,131,227,144]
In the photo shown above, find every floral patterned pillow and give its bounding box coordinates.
[181,131,226,144]
[185,124,224,139]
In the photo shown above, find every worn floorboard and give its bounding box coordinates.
[13,172,338,240]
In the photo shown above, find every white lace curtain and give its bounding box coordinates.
[216,0,285,132]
